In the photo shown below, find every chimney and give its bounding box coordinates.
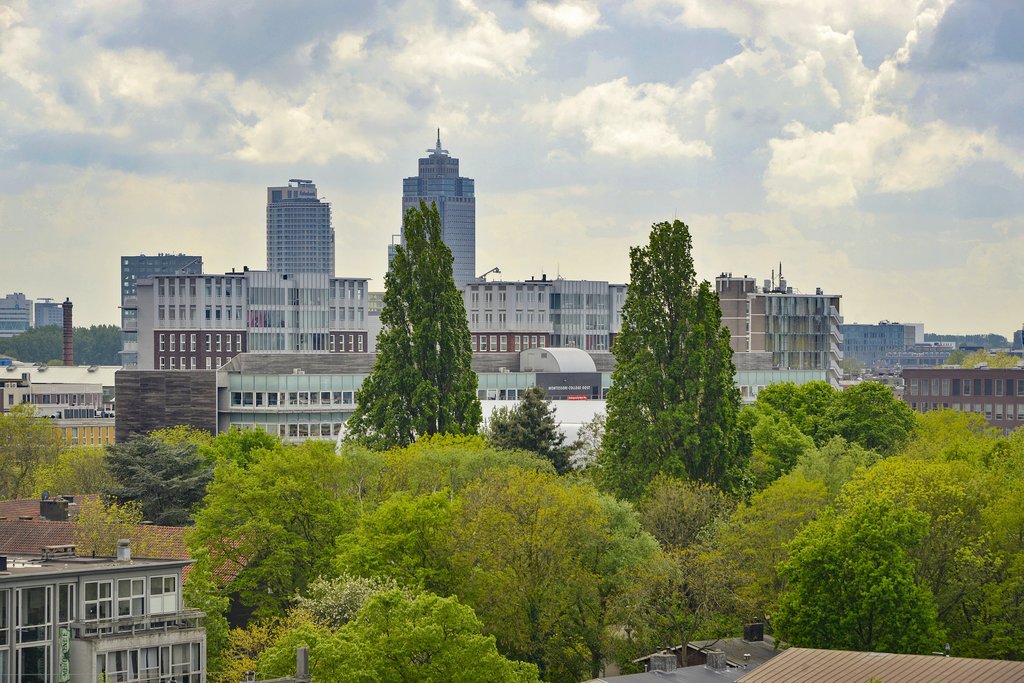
[296,646,310,682]
[39,496,69,522]
[61,298,73,366]
[648,650,676,673]
[705,650,727,671]
[743,622,764,642]
[116,538,131,562]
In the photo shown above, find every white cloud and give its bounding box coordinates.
[331,33,366,62]
[82,48,197,107]
[393,0,534,79]
[527,0,603,38]
[539,77,712,160]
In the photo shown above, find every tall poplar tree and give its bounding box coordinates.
[346,201,480,449]
[600,219,743,499]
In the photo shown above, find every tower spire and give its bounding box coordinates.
[436,128,441,151]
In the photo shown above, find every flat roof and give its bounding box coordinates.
[0,555,189,581]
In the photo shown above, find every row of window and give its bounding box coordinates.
[157,277,241,299]
[159,332,243,354]
[230,390,356,408]
[96,642,203,683]
[909,377,1024,398]
[472,334,547,353]
[910,402,1024,421]
[158,356,228,370]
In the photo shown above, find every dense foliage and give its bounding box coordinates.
[0,324,121,365]
[601,219,743,499]
[486,386,574,473]
[345,201,480,449]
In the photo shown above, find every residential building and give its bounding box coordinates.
[33,299,64,329]
[121,254,203,368]
[840,321,922,368]
[401,132,476,288]
[0,293,31,338]
[133,270,369,371]
[885,341,956,367]
[902,364,1024,433]
[716,272,843,386]
[267,180,334,275]
[0,363,117,446]
[0,545,204,682]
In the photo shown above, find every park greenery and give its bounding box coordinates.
[0,324,121,365]
[2,219,1024,681]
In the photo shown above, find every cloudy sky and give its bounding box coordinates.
[2,0,1022,334]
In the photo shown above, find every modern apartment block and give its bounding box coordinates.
[133,270,369,370]
[841,321,922,368]
[903,364,1024,433]
[716,272,843,386]
[463,276,626,353]
[33,299,64,329]
[0,546,204,682]
[401,132,476,288]
[121,254,203,368]
[0,293,32,338]
[267,180,334,275]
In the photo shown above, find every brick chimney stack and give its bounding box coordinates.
[62,298,73,366]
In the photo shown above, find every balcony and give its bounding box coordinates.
[72,609,204,640]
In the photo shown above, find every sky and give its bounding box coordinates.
[1,0,1022,335]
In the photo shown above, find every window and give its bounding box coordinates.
[17,586,51,643]
[18,644,48,682]
[995,379,1004,396]
[58,584,75,625]
[117,578,146,617]
[169,335,176,352]
[149,576,177,614]
[190,334,196,352]
[910,379,918,395]
[85,581,112,621]
[963,380,972,396]
[205,334,212,352]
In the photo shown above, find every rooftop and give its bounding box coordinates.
[2,362,118,386]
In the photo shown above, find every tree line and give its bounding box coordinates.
[0,324,121,365]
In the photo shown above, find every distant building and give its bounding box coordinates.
[0,292,32,338]
[33,298,64,328]
[716,272,843,386]
[133,270,369,371]
[903,364,1024,433]
[267,180,334,275]
[121,254,203,368]
[841,321,922,368]
[401,132,476,288]
[885,341,955,368]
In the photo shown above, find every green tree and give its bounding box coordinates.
[259,590,541,683]
[0,404,64,498]
[794,436,878,499]
[184,547,231,677]
[189,441,354,618]
[346,201,480,449]
[601,220,743,499]
[105,435,213,525]
[752,381,836,445]
[294,574,399,629]
[486,386,574,473]
[637,474,732,551]
[822,381,917,454]
[34,446,113,495]
[775,499,942,653]
[71,496,148,556]
[747,406,815,486]
[0,324,122,365]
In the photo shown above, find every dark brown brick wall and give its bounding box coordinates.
[115,370,217,441]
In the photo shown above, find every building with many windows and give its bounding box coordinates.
[716,272,843,386]
[267,180,334,275]
[0,293,32,338]
[903,364,1024,433]
[841,321,922,369]
[401,132,476,289]
[134,270,369,371]
[121,254,204,368]
[33,299,64,329]
[0,545,204,682]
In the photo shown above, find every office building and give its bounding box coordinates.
[0,293,31,338]
[133,270,369,371]
[33,299,64,329]
[401,132,476,288]
[716,271,843,386]
[903,364,1024,434]
[0,544,204,682]
[121,254,203,368]
[841,321,922,369]
[267,180,334,275]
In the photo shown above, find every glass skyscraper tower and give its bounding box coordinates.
[267,179,335,275]
[401,132,476,288]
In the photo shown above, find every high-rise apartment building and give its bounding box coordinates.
[120,254,203,368]
[401,132,476,288]
[33,298,64,328]
[267,180,334,275]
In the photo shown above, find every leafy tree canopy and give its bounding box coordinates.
[0,404,64,498]
[601,219,743,498]
[346,201,480,449]
[486,386,574,473]
[0,324,121,365]
[34,446,113,497]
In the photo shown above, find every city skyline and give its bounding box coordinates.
[1,1,1021,334]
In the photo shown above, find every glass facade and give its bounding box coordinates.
[266,181,334,275]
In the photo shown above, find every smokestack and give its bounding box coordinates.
[62,298,73,366]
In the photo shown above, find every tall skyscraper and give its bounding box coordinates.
[267,179,334,275]
[401,132,476,288]
[120,253,203,367]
